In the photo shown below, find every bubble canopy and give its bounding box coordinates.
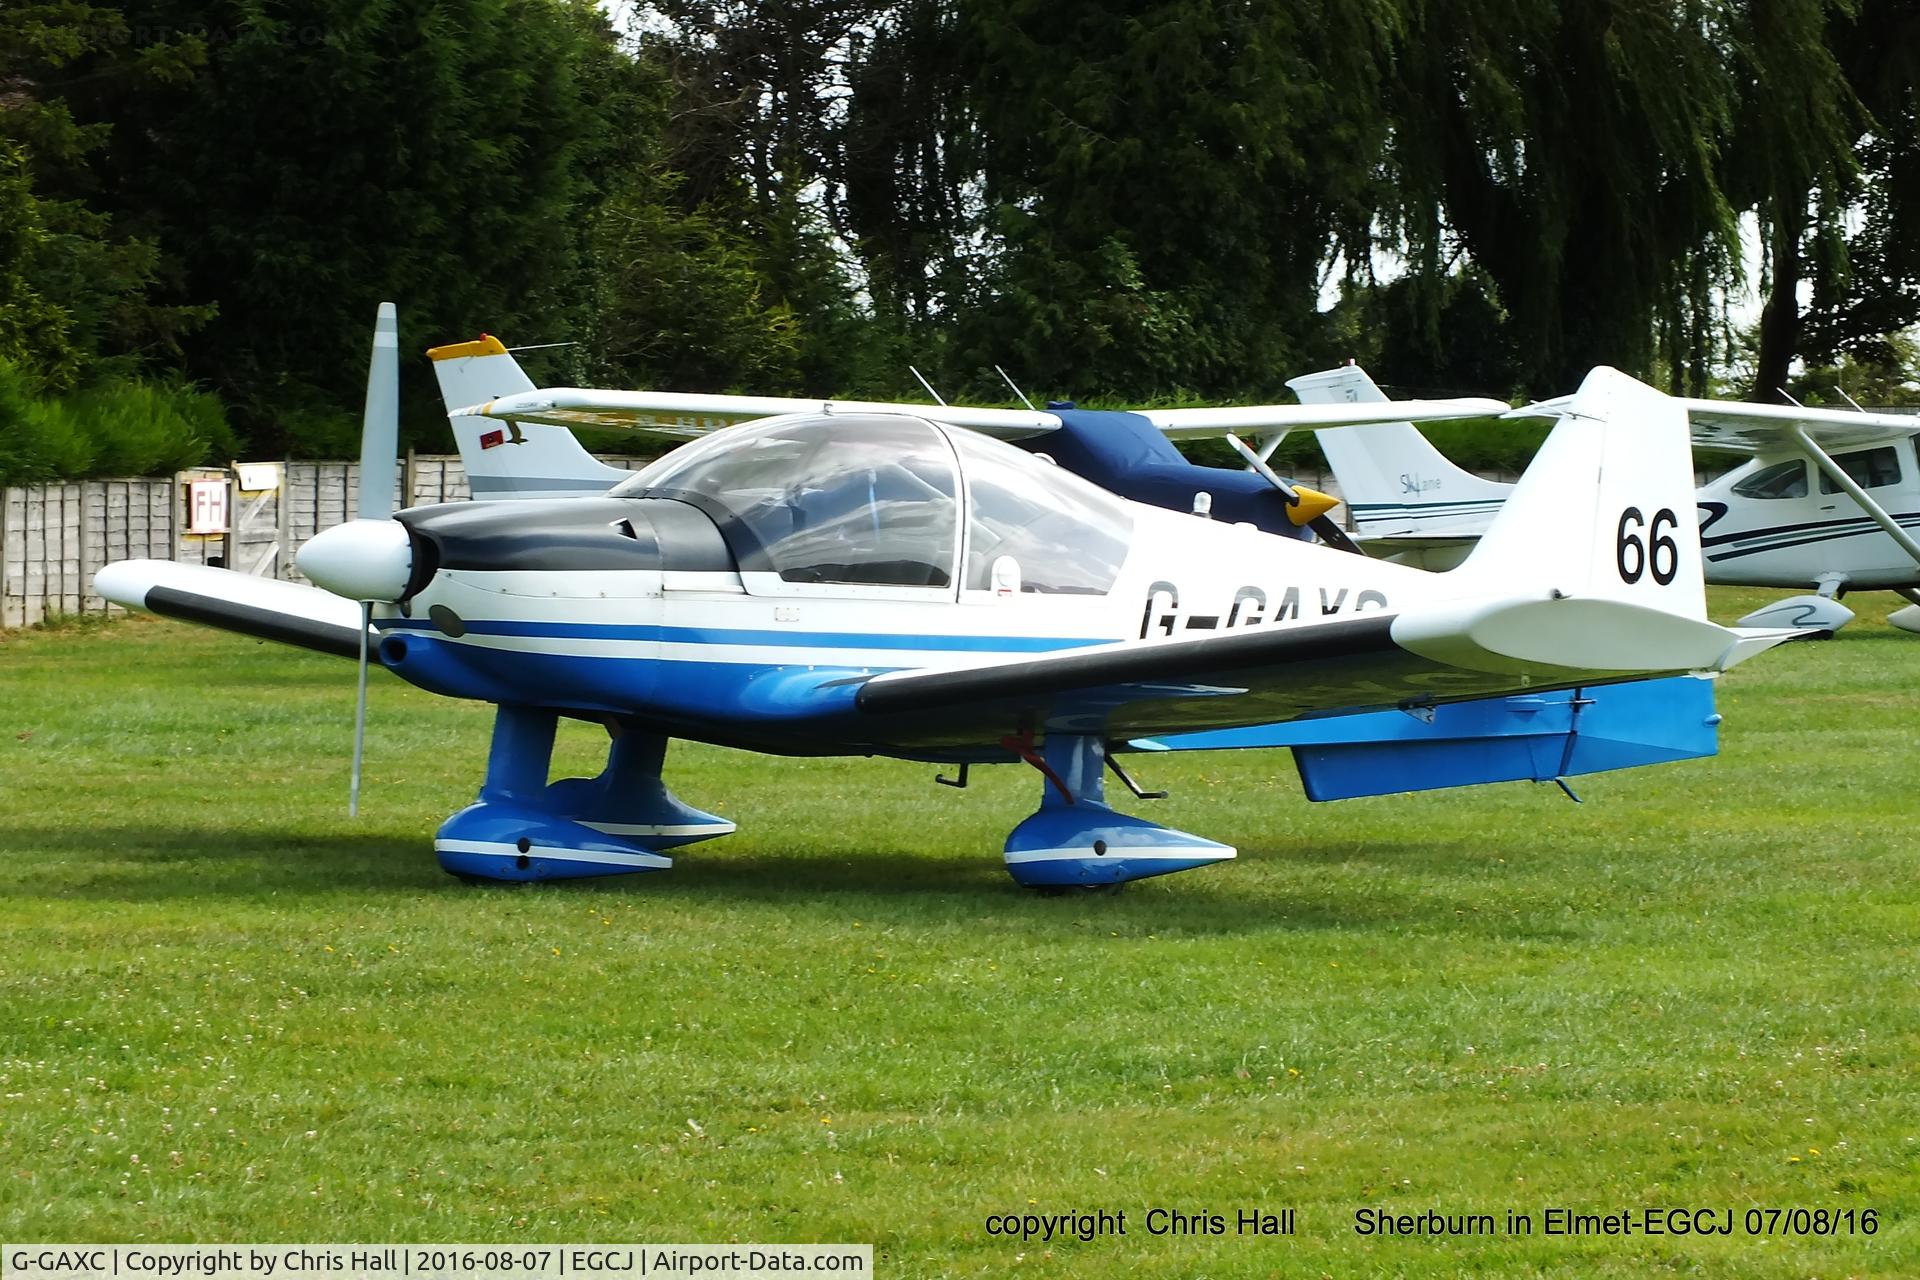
[612,413,1133,594]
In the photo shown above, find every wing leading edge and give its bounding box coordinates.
[449,388,1513,444]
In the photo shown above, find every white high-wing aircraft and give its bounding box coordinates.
[1296,364,1920,634]
[95,315,1796,887]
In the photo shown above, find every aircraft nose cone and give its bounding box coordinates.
[296,518,414,601]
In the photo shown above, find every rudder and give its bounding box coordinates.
[428,336,633,501]
[1455,367,1706,620]
[1290,365,1512,537]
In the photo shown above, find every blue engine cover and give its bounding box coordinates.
[1143,675,1720,800]
[1029,407,1314,538]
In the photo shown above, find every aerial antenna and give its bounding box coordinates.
[908,365,948,406]
[1778,387,1806,407]
[994,365,1038,411]
[505,341,580,354]
[1836,387,1868,413]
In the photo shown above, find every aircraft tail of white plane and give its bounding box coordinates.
[1288,365,1512,538]
[1389,366,1797,674]
[1455,366,1706,616]
[428,336,633,500]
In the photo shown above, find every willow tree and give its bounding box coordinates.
[945,0,1399,401]
[52,0,631,450]
[1795,0,1920,388]
[1725,0,1866,399]
[1384,0,1743,396]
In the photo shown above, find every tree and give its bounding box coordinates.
[0,2,210,390]
[1796,0,1920,380]
[1385,0,1744,396]
[948,0,1397,401]
[51,0,630,451]
[639,0,886,394]
[1726,0,1866,399]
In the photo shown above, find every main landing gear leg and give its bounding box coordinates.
[435,707,731,883]
[1001,734,1233,889]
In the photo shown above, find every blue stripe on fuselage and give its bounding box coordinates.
[378,616,1111,653]
[1702,511,1920,562]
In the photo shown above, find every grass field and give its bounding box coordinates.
[2,591,1916,1277]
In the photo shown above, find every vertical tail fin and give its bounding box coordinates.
[1454,367,1706,620]
[1389,367,1792,678]
[428,336,633,500]
[1289,365,1512,537]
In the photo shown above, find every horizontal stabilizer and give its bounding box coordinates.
[1391,595,1797,677]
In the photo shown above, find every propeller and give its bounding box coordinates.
[1221,431,1366,555]
[349,302,400,815]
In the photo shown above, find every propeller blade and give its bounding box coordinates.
[349,601,371,816]
[357,302,400,520]
[1307,514,1366,556]
[1222,430,1368,554]
[1222,431,1300,502]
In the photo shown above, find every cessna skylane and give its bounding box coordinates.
[1298,364,1920,635]
[95,313,1795,888]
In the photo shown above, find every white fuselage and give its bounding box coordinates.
[391,501,1443,694]
[1696,450,1920,590]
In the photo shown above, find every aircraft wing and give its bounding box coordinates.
[1510,395,1920,454]
[94,560,367,658]
[1136,397,1509,439]
[450,389,1064,441]
[450,388,1513,444]
[850,594,1793,750]
[1676,400,1920,453]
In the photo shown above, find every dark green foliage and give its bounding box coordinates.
[1797,0,1920,377]
[1384,1,1744,396]
[1792,330,1920,405]
[0,144,83,391]
[0,361,95,482]
[51,0,629,452]
[0,359,235,483]
[2,0,1916,484]
[0,1,212,393]
[1344,271,1523,400]
[946,0,1395,401]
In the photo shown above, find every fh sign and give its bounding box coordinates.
[187,478,229,534]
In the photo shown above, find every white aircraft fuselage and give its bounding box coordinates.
[1697,450,1920,590]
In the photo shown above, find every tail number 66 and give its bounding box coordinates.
[1617,507,1679,585]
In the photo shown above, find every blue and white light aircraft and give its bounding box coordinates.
[95,318,1797,889]
[1299,364,1920,635]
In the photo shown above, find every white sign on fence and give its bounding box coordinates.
[186,478,229,534]
[234,461,281,491]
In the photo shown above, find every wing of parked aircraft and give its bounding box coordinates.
[96,559,367,657]
[1504,392,1920,455]
[851,597,1778,748]
[449,386,1513,444]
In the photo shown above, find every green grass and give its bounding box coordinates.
[2,590,1916,1276]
